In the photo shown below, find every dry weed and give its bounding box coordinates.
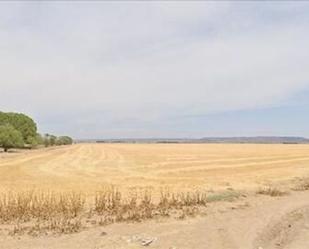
[256,187,288,197]
[292,178,309,191]
[0,188,208,236]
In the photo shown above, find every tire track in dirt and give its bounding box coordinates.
[253,206,309,249]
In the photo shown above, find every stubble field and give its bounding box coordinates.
[1,143,309,192]
[1,143,309,249]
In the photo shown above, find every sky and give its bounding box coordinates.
[1,1,309,139]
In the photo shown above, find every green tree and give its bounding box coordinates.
[0,125,24,152]
[43,134,58,147]
[49,135,57,146]
[0,112,37,144]
[27,133,44,149]
[43,133,50,147]
[35,133,44,145]
[0,111,72,150]
[56,136,73,145]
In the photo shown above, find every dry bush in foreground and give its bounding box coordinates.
[0,191,85,222]
[0,191,85,236]
[94,188,207,223]
[0,188,208,236]
[256,187,288,197]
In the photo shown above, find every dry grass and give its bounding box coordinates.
[206,190,241,202]
[291,178,309,191]
[93,188,207,224]
[256,187,288,197]
[0,191,85,236]
[0,191,85,222]
[0,188,207,236]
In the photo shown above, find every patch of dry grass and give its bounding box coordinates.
[206,190,241,203]
[256,187,288,197]
[93,188,207,223]
[0,191,85,236]
[0,188,208,236]
[0,191,85,222]
[291,178,309,191]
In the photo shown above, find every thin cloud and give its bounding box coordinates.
[0,2,308,138]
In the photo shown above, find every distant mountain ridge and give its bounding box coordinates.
[77,136,309,144]
[199,136,309,144]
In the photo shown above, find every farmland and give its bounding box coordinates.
[1,143,309,249]
[1,143,309,192]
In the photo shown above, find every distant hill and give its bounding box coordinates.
[198,136,309,144]
[78,136,309,144]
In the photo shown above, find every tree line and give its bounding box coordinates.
[0,112,73,152]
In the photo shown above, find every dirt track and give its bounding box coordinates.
[1,143,309,248]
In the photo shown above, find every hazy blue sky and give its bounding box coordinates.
[1,2,309,139]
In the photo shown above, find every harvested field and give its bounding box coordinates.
[1,143,309,249]
[1,143,309,192]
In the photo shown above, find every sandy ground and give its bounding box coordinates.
[1,143,309,248]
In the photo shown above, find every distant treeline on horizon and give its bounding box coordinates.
[76,136,309,144]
